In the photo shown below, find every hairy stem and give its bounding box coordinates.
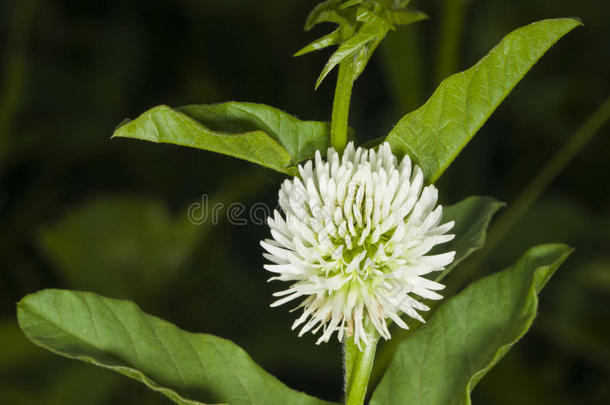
[331,62,354,152]
[344,335,378,405]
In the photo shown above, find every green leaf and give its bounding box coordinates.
[369,244,572,405]
[315,27,383,88]
[304,0,354,30]
[17,289,337,405]
[436,196,505,281]
[355,7,393,29]
[295,29,342,57]
[386,18,581,183]
[113,102,332,175]
[347,23,387,81]
[388,8,427,26]
[301,0,427,88]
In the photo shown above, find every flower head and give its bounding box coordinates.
[261,142,455,346]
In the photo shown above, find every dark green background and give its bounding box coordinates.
[1,0,608,404]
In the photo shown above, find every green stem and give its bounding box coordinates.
[331,62,354,152]
[344,334,378,405]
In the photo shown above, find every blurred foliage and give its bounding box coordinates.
[38,197,200,301]
[0,0,608,404]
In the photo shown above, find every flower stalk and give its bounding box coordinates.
[344,332,379,405]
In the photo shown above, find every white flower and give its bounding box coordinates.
[261,142,455,347]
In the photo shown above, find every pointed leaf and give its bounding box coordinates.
[314,30,376,88]
[339,0,361,9]
[305,0,351,30]
[355,7,394,29]
[295,29,342,56]
[370,244,572,405]
[17,289,337,405]
[113,102,332,175]
[386,18,581,183]
[303,0,428,89]
[349,28,386,81]
[436,196,505,281]
[389,8,428,26]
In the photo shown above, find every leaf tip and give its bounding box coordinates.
[540,17,584,30]
[111,118,133,139]
[314,75,324,90]
[530,244,574,293]
[314,65,334,89]
[293,47,307,57]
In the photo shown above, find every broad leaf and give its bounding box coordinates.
[370,244,572,405]
[386,18,581,183]
[113,102,332,175]
[436,196,504,281]
[17,290,337,405]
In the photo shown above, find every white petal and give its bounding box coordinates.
[261,141,454,345]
